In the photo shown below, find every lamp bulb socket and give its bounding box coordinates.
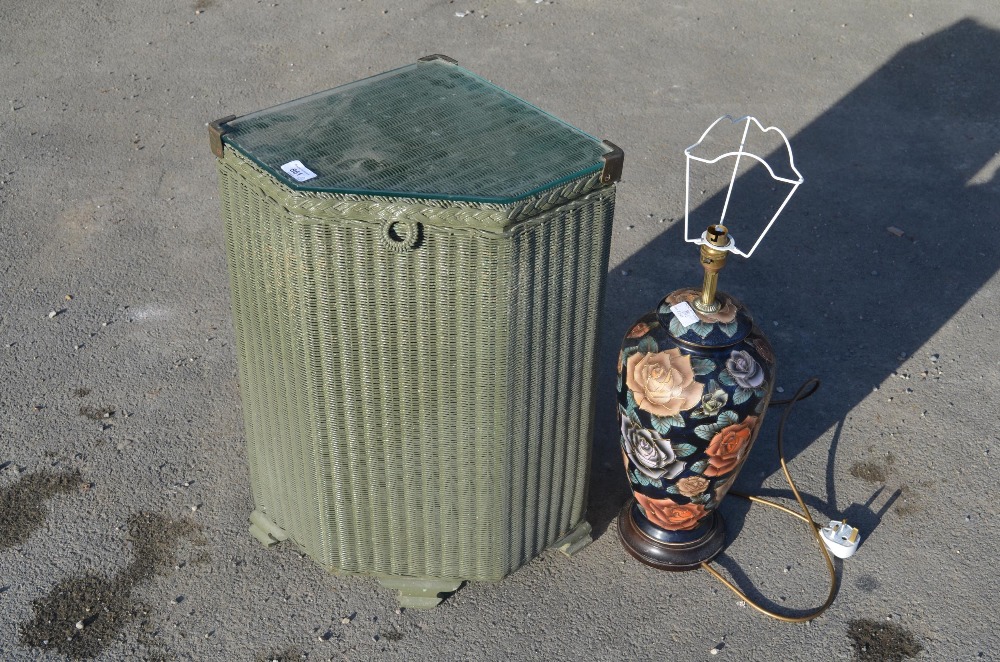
[706,224,729,247]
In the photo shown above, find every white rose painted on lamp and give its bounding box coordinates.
[620,416,686,480]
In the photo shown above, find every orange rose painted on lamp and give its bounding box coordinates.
[704,416,759,477]
[634,493,707,532]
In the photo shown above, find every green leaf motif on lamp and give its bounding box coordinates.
[668,316,687,338]
[718,411,739,426]
[636,336,658,354]
[689,321,714,338]
[669,316,716,340]
[733,387,752,405]
[690,357,716,376]
[735,386,766,406]
[632,469,662,488]
[650,414,685,435]
[694,410,739,440]
[625,391,639,417]
[626,403,642,428]
[673,443,698,458]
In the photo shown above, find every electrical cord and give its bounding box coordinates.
[699,377,841,623]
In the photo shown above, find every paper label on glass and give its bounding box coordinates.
[670,302,701,327]
[281,160,318,182]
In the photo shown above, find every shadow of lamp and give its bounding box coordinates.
[616,116,804,569]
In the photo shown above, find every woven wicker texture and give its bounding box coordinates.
[219,153,615,582]
[220,148,609,231]
[223,59,607,204]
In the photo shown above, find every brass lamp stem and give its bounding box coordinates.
[693,224,730,314]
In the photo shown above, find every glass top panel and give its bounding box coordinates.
[223,59,607,203]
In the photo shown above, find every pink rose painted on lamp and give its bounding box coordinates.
[625,348,704,417]
[666,288,738,324]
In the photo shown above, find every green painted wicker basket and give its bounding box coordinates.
[211,56,622,608]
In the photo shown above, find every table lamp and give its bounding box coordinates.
[616,115,803,570]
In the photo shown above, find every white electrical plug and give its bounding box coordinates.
[819,520,860,559]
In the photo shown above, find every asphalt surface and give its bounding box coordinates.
[1,1,998,660]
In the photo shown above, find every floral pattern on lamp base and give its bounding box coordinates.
[616,289,775,571]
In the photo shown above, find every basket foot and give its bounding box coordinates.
[248,509,288,548]
[377,577,463,609]
[550,518,593,557]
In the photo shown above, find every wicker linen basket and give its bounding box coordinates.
[210,55,623,607]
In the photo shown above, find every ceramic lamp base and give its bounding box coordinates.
[617,500,726,571]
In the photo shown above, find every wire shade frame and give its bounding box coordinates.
[684,115,804,258]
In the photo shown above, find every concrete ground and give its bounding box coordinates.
[1,1,998,659]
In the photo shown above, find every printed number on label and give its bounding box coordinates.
[281,160,318,182]
[670,301,701,327]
